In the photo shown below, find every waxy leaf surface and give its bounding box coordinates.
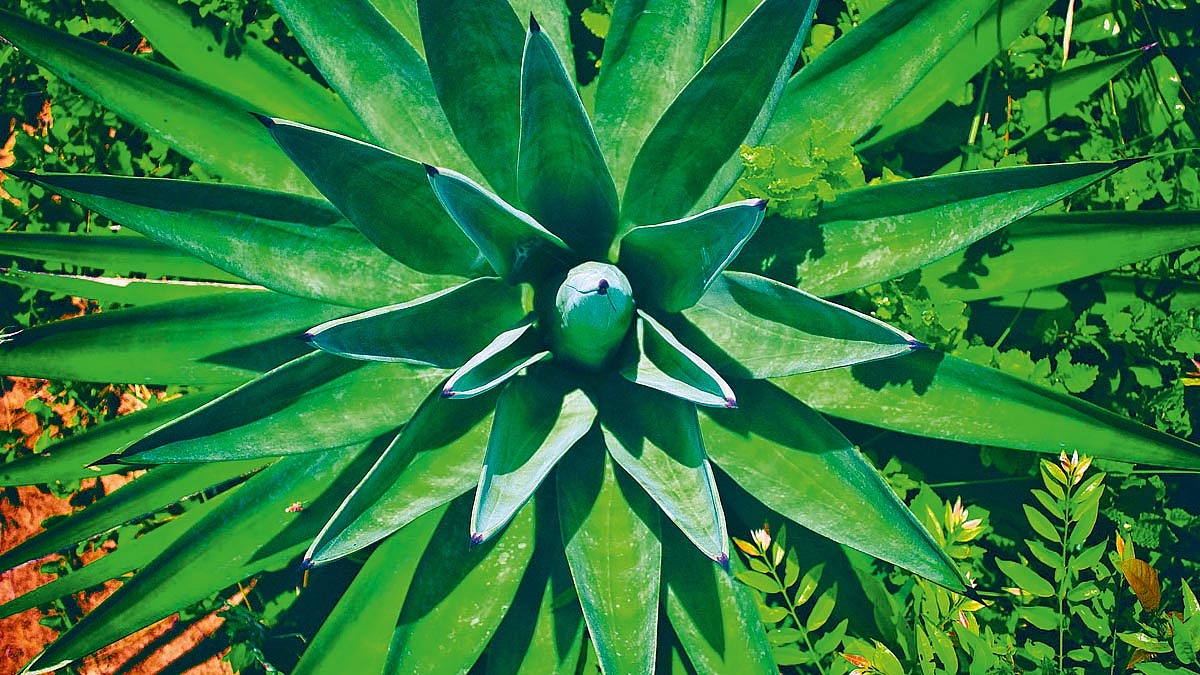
[620,310,737,409]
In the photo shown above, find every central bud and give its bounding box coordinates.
[542,261,634,371]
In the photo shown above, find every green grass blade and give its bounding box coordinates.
[764,0,993,151]
[743,160,1141,297]
[106,0,364,137]
[621,0,817,227]
[271,0,473,171]
[16,172,455,308]
[787,349,1200,470]
[0,232,241,281]
[419,0,523,203]
[0,9,314,194]
[620,310,737,409]
[304,278,525,368]
[21,446,373,674]
[618,198,766,312]
[924,210,1200,301]
[291,505,445,675]
[557,437,661,675]
[0,268,262,306]
[0,292,343,385]
[518,16,619,259]
[388,495,535,675]
[472,374,596,543]
[0,392,224,486]
[117,353,445,463]
[594,0,716,193]
[427,165,573,284]
[258,116,481,276]
[702,379,964,589]
[675,272,917,379]
[307,389,496,566]
[599,381,728,564]
[663,527,776,674]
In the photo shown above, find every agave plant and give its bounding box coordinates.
[1,0,1199,673]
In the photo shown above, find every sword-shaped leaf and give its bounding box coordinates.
[599,381,728,564]
[307,389,496,566]
[427,165,574,283]
[291,505,445,675]
[21,445,375,674]
[14,171,453,308]
[0,459,263,574]
[443,322,552,399]
[788,349,1200,470]
[270,0,472,170]
[0,268,262,306]
[675,272,917,379]
[618,198,766,311]
[257,117,481,275]
[107,0,364,137]
[116,353,444,463]
[419,0,524,203]
[593,0,716,192]
[741,160,1141,297]
[0,232,240,282]
[388,495,535,674]
[663,527,776,674]
[0,292,342,385]
[0,10,315,194]
[472,373,596,543]
[304,278,524,368]
[923,210,1200,301]
[621,310,737,409]
[621,0,816,226]
[558,435,661,675]
[519,16,619,259]
[702,379,965,589]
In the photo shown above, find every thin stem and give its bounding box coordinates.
[765,557,830,675]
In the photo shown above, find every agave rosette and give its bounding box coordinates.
[2,0,1200,673]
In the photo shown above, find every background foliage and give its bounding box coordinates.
[0,0,1197,673]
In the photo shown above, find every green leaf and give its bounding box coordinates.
[0,459,261,573]
[1070,542,1107,572]
[806,586,837,632]
[388,495,535,675]
[15,171,450,308]
[785,349,1200,469]
[509,0,573,69]
[472,373,596,542]
[418,0,523,203]
[1017,606,1063,631]
[0,232,240,282]
[618,198,766,312]
[594,0,716,192]
[0,10,314,194]
[675,272,917,379]
[291,504,445,675]
[0,292,342,385]
[735,569,783,594]
[621,0,817,227]
[270,0,472,169]
[443,322,552,399]
[665,528,775,675]
[22,446,372,673]
[997,559,1056,597]
[702,380,964,590]
[304,278,525,368]
[1183,580,1200,621]
[117,353,445,462]
[0,392,224,486]
[923,210,1200,301]
[307,389,496,566]
[558,437,661,675]
[599,381,728,564]
[620,310,737,408]
[371,0,423,57]
[258,117,482,275]
[863,0,1056,146]
[1118,632,1173,653]
[1025,505,1062,543]
[744,160,1140,297]
[426,165,574,284]
[518,15,619,259]
[0,268,261,306]
[764,0,993,151]
[1013,50,1142,149]
[1025,539,1062,570]
[107,0,364,137]
[1032,489,1065,521]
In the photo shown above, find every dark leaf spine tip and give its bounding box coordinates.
[89,454,125,466]
[715,553,731,571]
[424,163,440,177]
[962,586,988,606]
[723,396,738,409]
[248,112,276,128]
[299,557,315,571]
[1141,41,1159,51]
[528,14,541,33]
[469,533,484,549]
[1115,157,1147,169]
[907,339,929,350]
[442,386,457,398]
[754,198,769,209]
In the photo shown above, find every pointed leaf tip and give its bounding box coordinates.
[723,397,738,409]
[469,533,484,548]
[299,557,315,571]
[250,112,277,128]
[424,163,440,178]
[442,385,456,398]
[908,339,929,350]
[529,14,541,33]
[716,553,730,571]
